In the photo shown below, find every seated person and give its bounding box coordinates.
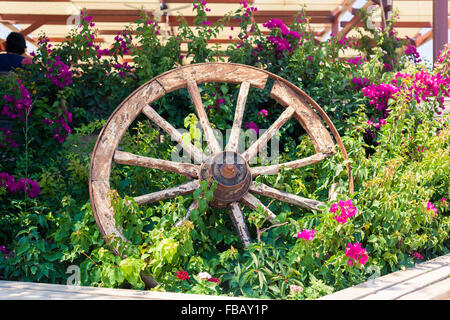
[0,32,32,73]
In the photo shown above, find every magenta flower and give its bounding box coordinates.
[405,45,421,63]
[0,172,40,198]
[244,121,258,134]
[411,251,424,260]
[0,128,18,148]
[257,109,268,117]
[2,80,33,121]
[426,201,437,217]
[45,56,72,89]
[331,199,357,224]
[347,56,364,66]
[297,229,315,241]
[263,19,303,57]
[352,77,370,90]
[330,203,338,213]
[345,243,369,266]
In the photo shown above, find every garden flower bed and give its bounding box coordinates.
[0,0,448,300]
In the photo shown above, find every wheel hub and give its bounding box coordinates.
[200,151,251,208]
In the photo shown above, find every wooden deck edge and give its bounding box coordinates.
[318,253,450,300]
[397,277,450,300]
[361,265,450,300]
[0,280,253,300]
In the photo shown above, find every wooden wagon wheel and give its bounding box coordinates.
[89,62,353,250]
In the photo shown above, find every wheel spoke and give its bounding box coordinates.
[114,150,199,178]
[228,202,252,247]
[175,199,199,227]
[186,78,222,155]
[133,180,200,205]
[250,152,332,177]
[142,105,206,164]
[242,106,295,162]
[249,182,323,211]
[225,81,250,152]
[241,193,276,222]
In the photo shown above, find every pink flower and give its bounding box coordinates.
[289,284,303,294]
[411,251,424,260]
[0,172,40,198]
[244,121,258,134]
[426,201,437,217]
[331,199,357,224]
[345,243,369,266]
[257,109,268,117]
[297,229,315,241]
[330,203,338,213]
[405,45,421,63]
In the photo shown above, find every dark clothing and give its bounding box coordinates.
[0,53,24,72]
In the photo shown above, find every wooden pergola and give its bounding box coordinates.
[0,0,448,61]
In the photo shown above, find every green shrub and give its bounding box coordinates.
[0,0,448,299]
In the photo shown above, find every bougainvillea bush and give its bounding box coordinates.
[0,0,448,299]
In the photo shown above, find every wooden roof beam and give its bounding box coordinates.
[339,0,374,37]
[340,20,450,28]
[319,0,357,39]
[0,13,333,27]
[20,19,45,36]
[1,21,36,44]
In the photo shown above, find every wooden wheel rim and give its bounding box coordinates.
[89,62,354,248]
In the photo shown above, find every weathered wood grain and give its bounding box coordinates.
[228,202,252,247]
[360,265,450,300]
[242,106,295,162]
[250,152,331,176]
[270,79,335,154]
[133,180,200,205]
[89,63,354,250]
[156,63,269,92]
[186,78,222,155]
[142,105,206,164]
[90,180,125,241]
[90,81,165,181]
[225,81,250,152]
[114,150,199,178]
[249,182,323,211]
[0,280,248,300]
[175,199,199,227]
[319,253,450,300]
[241,193,276,222]
[397,277,450,300]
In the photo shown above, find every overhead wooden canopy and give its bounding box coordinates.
[0,0,448,60]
